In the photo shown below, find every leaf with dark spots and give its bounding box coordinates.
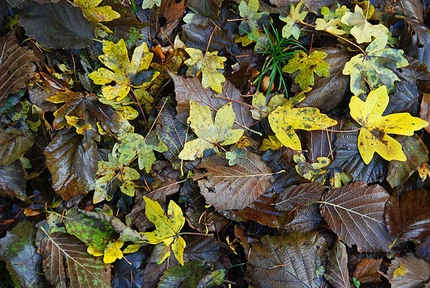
[19,1,94,49]
[385,189,430,242]
[0,32,38,107]
[195,152,273,210]
[45,129,97,200]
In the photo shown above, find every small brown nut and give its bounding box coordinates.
[261,75,274,93]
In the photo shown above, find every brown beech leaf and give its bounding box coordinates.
[245,232,328,288]
[383,254,430,288]
[0,32,38,106]
[194,152,274,210]
[0,122,35,167]
[385,189,430,242]
[170,73,254,130]
[324,240,349,288]
[420,92,430,134]
[352,258,382,284]
[45,129,97,200]
[0,161,27,201]
[319,181,394,252]
[39,232,111,288]
[274,182,325,212]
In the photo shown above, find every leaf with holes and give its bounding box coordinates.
[194,152,273,210]
[319,181,394,252]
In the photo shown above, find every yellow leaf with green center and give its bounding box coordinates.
[103,240,124,264]
[184,48,226,93]
[88,39,158,101]
[349,86,429,164]
[178,101,244,160]
[282,50,330,90]
[268,98,337,150]
[74,0,120,36]
[143,197,186,265]
[341,5,388,44]
[279,1,308,40]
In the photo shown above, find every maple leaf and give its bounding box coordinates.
[142,0,161,9]
[184,48,226,93]
[268,98,337,150]
[315,5,350,35]
[279,1,307,40]
[94,153,140,203]
[103,240,124,264]
[238,0,270,40]
[343,35,409,96]
[349,86,429,164]
[282,50,330,90]
[113,131,167,173]
[341,5,388,44]
[142,196,186,265]
[178,101,244,160]
[88,39,158,101]
[74,0,120,38]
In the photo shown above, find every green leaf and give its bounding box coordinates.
[343,35,409,95]
[88,39,158,101]
[184,48,226,93]
[178,101,244,160]
[158,261,206,287]
[268,99,337,150]
[283,50,330,90]
[279,1,308,40]
[142,196,186,265]
[114,131,167,173]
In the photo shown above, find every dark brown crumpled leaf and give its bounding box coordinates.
[320,181,394,252]
[170,73,254,130]
[194,152,273,210]
[245,232,328,288]
[382,254,430,288]
[0,32,38,107]
[0,121,36,166]
[0,161,28,201]
[324,240,349,288]
[385,189,430,242]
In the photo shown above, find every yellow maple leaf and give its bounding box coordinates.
[268,98,337,150]
[184,48,226,93]
[74,0,120,37]
[349,86,429,164]
[103,240,124,264]
[88,39,158,101]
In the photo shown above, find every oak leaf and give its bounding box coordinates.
[178,101,244,160]
[349,86,428,164]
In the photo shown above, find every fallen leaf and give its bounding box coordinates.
[383,254,430,288]
[238,0,269,39]
[103,240,124,264]
[324,240,350,288]
[279,1,308,40]
[352,258,382,284]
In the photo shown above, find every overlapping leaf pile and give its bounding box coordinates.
[2,0,430,287]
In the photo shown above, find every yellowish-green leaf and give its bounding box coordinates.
[279,1,308,40]
[88,39,158,101]
[282,50,330,90]
[238,0,270,40]
[251,93,287,120]
[179,101,244,160]
[268,100,337,150]
[349,86,429,164]
[260,135,283,151]
[74,0,120,37]
[184,48,226,93]
[343,35,408,95]
[142,196,186,265]
[103,240,124,264]
[142,0,161,9]
[341,5,388,44]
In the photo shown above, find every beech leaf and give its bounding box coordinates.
[184,48,226,93]
[383,254,430,288]
[178,101,244,160]
[349,86,428,164]
[324,240,350,288]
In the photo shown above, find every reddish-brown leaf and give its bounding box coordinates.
[320,181,394,252]
[383,254,430,288]
[385,189,430,241]
[352,258,382,284]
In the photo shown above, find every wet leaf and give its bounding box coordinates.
[383,254,430,288]
[349,86,428,164]
[112,247,148,288]
[268,98,337,150]
[385,189,430,242]
[0,221,42,287]
[184,236,221,263]
[88,39,158,101]
[0,122,35,166]
[195,152,273,210]
[39,232,111,288]
[245,232,327,288]
[343,35,409,95]
[0,32,38,107]
[184,48,226,93]
[178,101,243,160]
[142,197,186,265]
[158,261,205,287]
[352,258,382,284]
[324,240,349,288]
[320,181,394,252]
[19,1,94,49]
[282,50,330,90]
[45,129,97,200]
[0,161,27,201]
